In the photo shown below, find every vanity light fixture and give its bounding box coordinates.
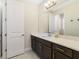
[44,3,49,8]
[44,0,57,9]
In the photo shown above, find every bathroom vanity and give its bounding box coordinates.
[31,33,79,59]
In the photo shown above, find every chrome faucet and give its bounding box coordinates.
[54,32,60,38]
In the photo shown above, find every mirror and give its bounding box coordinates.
[49,0,79,37]
[63,0,79,36]
[49,13,64,34]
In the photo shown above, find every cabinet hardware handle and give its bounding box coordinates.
[55,47,64,52]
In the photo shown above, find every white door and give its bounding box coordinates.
[7,0,24,58]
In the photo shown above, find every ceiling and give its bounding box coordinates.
[12,0,48,5]
[29,0,43,4]
[23,0,48,4]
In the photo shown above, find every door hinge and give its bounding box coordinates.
[5,18,7,21]
[5,3,7,6]
[5,34,7,37]
[5,49,7,52]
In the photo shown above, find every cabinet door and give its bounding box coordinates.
[41,45,51,59]
[36,41,42,57]
[73,51,79,59]
[54,50,71,59]
[31,38,36,52]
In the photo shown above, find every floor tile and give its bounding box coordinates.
[9,51,40,59]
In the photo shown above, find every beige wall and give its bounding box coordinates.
[38,3,49,33]
[24,0,49,50]
[24,1,39,49]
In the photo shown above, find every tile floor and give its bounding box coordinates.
[9,50,40,59]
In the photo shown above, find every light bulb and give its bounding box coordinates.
[44,3,48,7]
[48,1,51,5]
[44,3,49,8]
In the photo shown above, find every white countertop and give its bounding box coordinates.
[31,33,79,52]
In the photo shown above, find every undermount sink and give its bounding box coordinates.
[39,33,53,37]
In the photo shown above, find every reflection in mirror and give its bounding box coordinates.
[49,0,79,37]
[63,0,79,36]
[49,13,64,35]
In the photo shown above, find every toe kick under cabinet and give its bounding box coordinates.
[31,35,79,59]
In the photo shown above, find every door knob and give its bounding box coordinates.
[0,34,1,36]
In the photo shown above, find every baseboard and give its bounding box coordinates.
[0,57,2,59]
[24,48,32,52]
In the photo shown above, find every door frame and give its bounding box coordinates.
[2,0,7,59]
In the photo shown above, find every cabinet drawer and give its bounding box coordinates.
[53,44,72,57]
[39,38,51,47]
[54,50,71,59]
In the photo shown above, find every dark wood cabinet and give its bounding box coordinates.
[31,36,36,52]
[73,51,79,59]
[31,35,79,59]
[31,35,52,59]
[41,45,51,59]
[54,50,71,59]
[53,44,72,59]
[31,36,41,57]
[35,40,42,57]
